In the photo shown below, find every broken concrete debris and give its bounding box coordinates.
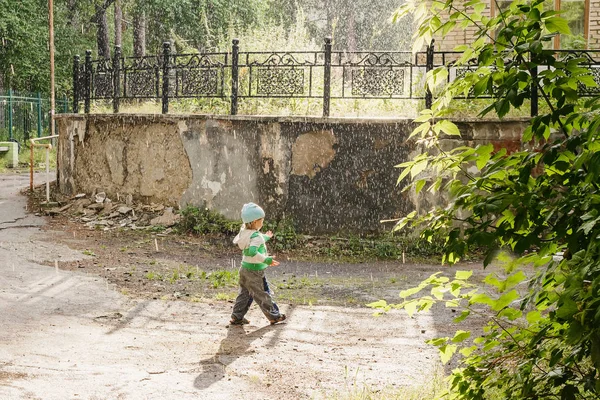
[42,190,181,232]
[94,192,107,203]
[149,207,180,227]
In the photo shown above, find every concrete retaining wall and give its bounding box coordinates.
[55,114,526,234]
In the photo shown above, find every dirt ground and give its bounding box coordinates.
[1,173,490,399]
[43,213,481,308]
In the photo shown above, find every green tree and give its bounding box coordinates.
[0,0,49,91]
[0,0,97,93]
[370,0,600,398]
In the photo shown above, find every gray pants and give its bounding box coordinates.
[231,267,281,321]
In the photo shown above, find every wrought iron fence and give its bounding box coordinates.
[72,39,600,118]
[0,90,69,142]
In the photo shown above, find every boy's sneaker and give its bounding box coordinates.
[269,314,286,325]
[229,317,250,325]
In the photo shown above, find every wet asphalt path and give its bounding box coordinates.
[0,172,441,400]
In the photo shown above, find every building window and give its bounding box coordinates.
[559,0,587,49]
[493,0,589,49]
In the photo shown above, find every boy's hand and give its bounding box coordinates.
[270,260,280,266]
[265,230,274,238]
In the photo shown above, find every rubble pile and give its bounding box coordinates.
[43,190,180,231]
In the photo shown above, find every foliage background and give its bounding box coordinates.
[371,0,600,398]
[0,0,413,96]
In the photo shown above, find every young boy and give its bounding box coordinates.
[230,202,286,326]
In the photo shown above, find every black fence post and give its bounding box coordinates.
[162,42,171,114]
[531,65,538,117]
[231,39,240,115]
[113,45,121,113]
[84,50,92,114]
[323,37,332,118]
[73,55,80,113]
[425,40,435,110]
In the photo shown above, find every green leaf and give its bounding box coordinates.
[366,300,388,309]
[476,144,494,170]
[526,310,542,324]
[439,344,458,364]
[400,284,426,299]
[404,300,419,318]
[495,98,510,118]
[484,274,503,290]
[578,75,598,88]
[579,217,599,235]
[432,286,447,300]
[505,271,527,290]
[460,346,477,357]
[492,290,519,311]
[498,308,522,320]
[455,270,473,280]
[411,158,429,179]
[451,330,471,343]
[396,163,412,185]
[415,179,427,194]
[545,17,572,35]
[470,293,493,306]
[483,249,498,267]
[560,385,578,400]
[454,310,470,323]
[437,120,461,136]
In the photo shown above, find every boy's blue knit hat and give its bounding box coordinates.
[241,202,265,223]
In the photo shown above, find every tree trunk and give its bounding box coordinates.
[67,0,78,28]
[114,0,122,48]
[326,0,333,38]
[347,6,357,52]
[133,11,146,57]
[95,5,110,58]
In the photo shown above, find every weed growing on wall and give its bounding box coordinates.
[177,206,239,235]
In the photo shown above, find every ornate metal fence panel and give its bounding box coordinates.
[172,53,228,97]
[239,52,323,98]
[76,42,600,118]
[331,52,415,99]
[90,59,114,100]
[122,56,161,99]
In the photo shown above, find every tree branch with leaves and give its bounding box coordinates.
[370,0,600,398]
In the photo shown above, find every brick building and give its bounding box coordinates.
[436,0,599,50]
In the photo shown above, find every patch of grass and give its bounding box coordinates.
[145,271,163,280]
[173,206,479,262]
[82,249,96,257]
[263,219,301,251]
[0,143,57,171]
[299,234,446,263]
[207,270,239,288]
[142,265,238,289]
[177,205,239,235]
[215,292,237,301]
[150,225,166,233]
[325,368,448,400]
